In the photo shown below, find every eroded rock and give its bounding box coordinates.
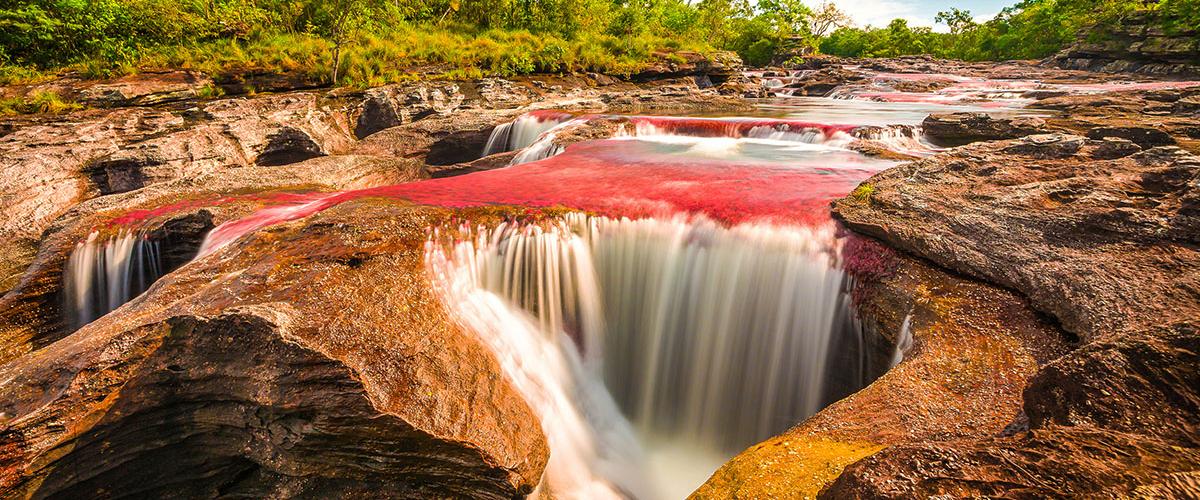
[0,204,549,498]
[922,112,1049,146]
[829,133,1200,497]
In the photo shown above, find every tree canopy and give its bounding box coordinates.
[0,0,1193,85]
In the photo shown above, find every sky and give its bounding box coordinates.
[811,0,1016,31]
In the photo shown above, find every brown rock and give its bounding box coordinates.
[693,245,1069,498]
[824,427,1200,498]
[783,67,867,96]
[1086,125,1176,147]
[0,203,549,498]
[0,154,425,363]
[922,112,1049,146]
[834,134,1200,340]
[75,71,214,107]
[829,133,1200,497]
[354,82,465,139]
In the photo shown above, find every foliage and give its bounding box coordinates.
[809,1,849,38]
[1,0,1190,86]
[820,0,1199,61]
[0,90,82,114]
[850,183,874,202]
[0,0,828,85]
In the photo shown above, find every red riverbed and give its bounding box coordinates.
[190,137,889,253]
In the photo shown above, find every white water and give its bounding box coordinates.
[64,231,163,329]
[426,213,860,499]
[483,113,574,157]
[426,226,652,500]
[627,120,856,147]
[891,310,914,367]
[852,124,938,156]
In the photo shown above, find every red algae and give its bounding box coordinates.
[106,191,323,229]
[199,138,891,255]
[628,116,859,138]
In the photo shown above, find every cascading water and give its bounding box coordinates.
[851,124,938,156]
[482,111,575,157]
[427,213,866,498]
[64,231,164,329]
[891,310,915,367]
[626,116,857,146]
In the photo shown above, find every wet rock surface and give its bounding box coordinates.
[0,204,549,499]
[694,241,1069,498]
[834,134,1199,340]
[0,66,760,496]
[829,132,1200,496]
[3,56,1199,498]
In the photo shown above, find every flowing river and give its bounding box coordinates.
[62,72,1199,498]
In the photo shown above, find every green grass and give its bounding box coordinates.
[0,91,83,115]
[850,183,875,202]
[3,24,713,89]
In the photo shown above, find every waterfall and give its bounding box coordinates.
[64,231,164,329]
[427,226,652,500]
[852,124,938,156]
[482,111,574,157]
[427,213,863,498]
[890,310,914,367]
[626,117,856,146]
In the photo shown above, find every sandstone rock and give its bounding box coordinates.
[1175,95,1200,114]
[1023,323,1199,444]
[352,110,519,161]
[255,127,327,166]
[784,67,867,96]
[631,51,742,82]
[1091,136,1143,159]
[472,78,540,109]
[1029,87,1200,153]
[922,112,1049,146]
[0,204,550,498]
[0,154,425,363]
[1047,11,1200,76]
[693,243,1069,498]
[830,133,1200,497]
[354,82,465,138]
[0,91,357,288]
[824,426,1200,498]
[75,71,214,107]
[835,134,1200,340]
[428,151,520,178]
[1086,125,1176,147]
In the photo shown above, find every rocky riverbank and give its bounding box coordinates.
[698,58,1200,498]
[1,55,1198,498]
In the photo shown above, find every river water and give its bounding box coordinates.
[61,71,1200,498]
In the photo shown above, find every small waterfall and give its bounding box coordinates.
[427,213,865,498]
[510,128,568,164]
[852,124,938,156]
[627,117,856,146]
[64,231,163,329]
[482,111,574,157]
[890,310,914,367]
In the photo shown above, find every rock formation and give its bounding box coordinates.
[827,133,1200,497]
[2,53,1198,498]
[1049,11,1200,76]
[0,204,550,499]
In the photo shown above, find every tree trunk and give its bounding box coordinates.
[332,43,342,85]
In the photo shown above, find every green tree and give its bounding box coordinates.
[935,8,974,34]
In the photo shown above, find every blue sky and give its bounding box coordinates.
[811,0,1017,30]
